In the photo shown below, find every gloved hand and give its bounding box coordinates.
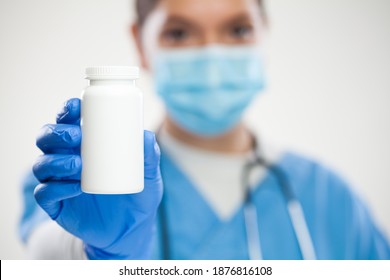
[32,98,163,259]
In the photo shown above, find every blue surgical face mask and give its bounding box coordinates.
[151,45,266,136]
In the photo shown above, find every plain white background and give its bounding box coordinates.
[0,0,389,259]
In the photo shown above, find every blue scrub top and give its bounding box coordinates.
[151,150,390,260]
[20,150,390,259]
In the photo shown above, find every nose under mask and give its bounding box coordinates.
[151,45,266,137]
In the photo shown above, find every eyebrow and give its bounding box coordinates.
[224,13,253,26]
[163,12,253,29]
[164,15,201,28]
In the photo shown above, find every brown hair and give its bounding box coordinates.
[135,0,266,26]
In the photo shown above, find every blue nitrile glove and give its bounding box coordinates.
[32,98,163,259]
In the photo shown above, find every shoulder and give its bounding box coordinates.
[255,133,357,206]
[275,151,362,234]
[277,151,390,259]
[277,151,354,201]
[20,170,48,243]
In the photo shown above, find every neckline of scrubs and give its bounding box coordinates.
[159,149,288,259]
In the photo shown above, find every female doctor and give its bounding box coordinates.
[20,0,390,259]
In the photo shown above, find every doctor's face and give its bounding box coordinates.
[133,0,267,137]
[135,0,266,67]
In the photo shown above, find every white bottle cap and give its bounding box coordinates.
[85,66,140,80]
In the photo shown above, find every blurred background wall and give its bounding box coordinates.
[0,0,389,259]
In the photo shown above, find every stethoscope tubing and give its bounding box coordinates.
[244,137,317,260]
[158,131,317,260]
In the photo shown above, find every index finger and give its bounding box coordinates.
[56,98,81,125]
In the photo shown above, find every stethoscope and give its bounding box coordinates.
[157,132,317,260]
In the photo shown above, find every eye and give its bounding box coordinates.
[162,27,189,42]
[230,24,254,40]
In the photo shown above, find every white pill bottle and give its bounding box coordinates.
[81,66,144,194]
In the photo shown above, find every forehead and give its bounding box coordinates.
[155,0,261,23]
